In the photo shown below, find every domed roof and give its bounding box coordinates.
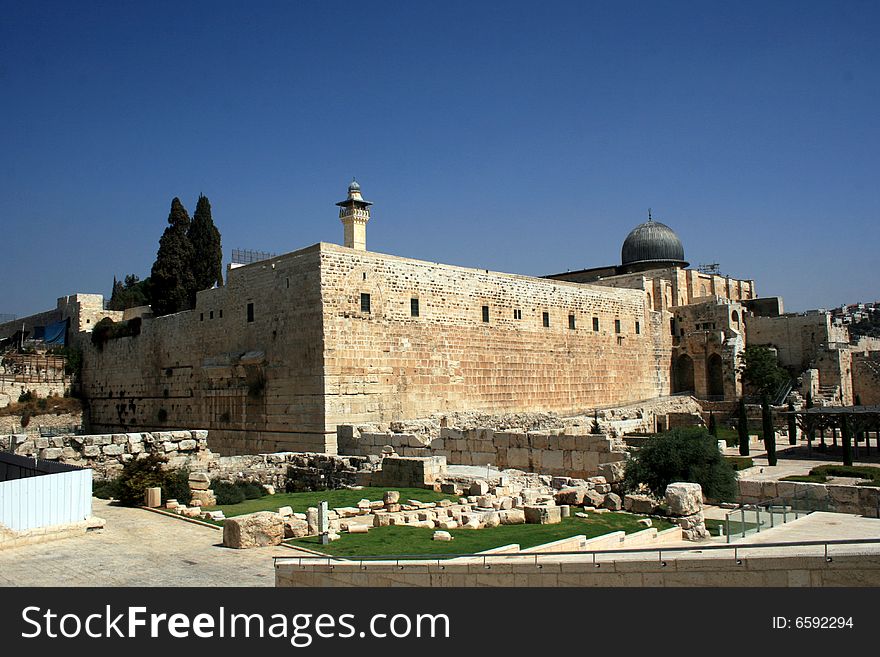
[348,178,361,193]
[621,218,686,268]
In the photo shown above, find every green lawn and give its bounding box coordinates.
[780,464,880,487]
[203,487,460,518]
[289,511,674,557]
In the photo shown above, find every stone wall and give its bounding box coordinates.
[338,425,627,479]
[745,312,846,371]
[320,244,670,430]
[275,553,880,587]
[0,411,82,435]
[0,429,216,480]
[738,478,880,518]
[79,244,328,455]
[853,351,880,405]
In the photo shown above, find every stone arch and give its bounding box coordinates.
[731,310,739,324]
[707,353,724,398]
[672,354,695,394]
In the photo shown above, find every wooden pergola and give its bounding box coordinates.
[790,406,880,466]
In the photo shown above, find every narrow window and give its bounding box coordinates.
[219,309,223,318]
[592,317,599,332]
[361,293,371,313]
[200,313,204,321]
[411,298,420,317]
[568,314,576,330]
[482,306,489,323]
[542,311,550,328]
[286,278,290,289]
[209,310,214,320]
[247,303,254,323]
[670,318,675,335]
[513,309,522,320]
[635,321,640,334]
[615,319,621,334]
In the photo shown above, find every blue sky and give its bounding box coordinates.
[2,1,878,316]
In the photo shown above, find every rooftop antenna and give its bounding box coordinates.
[648,208,653,222]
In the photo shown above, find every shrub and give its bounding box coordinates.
[92,477,121,500]
[116,453,169,506]
[163,467,192,506]
[623,427,738,502]
[236,480,265,500]
[211,480,246,505]
[114,454,191,506]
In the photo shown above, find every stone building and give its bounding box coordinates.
[3,181,876,453]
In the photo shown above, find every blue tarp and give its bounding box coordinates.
[43,320,67,346]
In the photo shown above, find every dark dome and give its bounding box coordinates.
[621,220,686,268]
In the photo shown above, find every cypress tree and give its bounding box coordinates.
[737,398,750,456]
[150,198,196,316]
[188,194,223,302]
[787,401,798,445]
[762,394,777,466]
[708,411,717,437]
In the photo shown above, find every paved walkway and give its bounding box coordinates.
[0,499,299,587]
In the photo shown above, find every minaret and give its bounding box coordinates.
[335,178,372,250]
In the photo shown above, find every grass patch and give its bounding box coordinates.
[724,456,754,471]
[780,464,880,486]
[289,512,674,557]
[203,487,458,518]
[705,517,759,536]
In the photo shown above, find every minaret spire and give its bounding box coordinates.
[335,178,372,250]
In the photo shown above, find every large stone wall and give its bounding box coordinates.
[80,244,328,455]
[338,425,627,480]
[738,478,880,518]
[319,243,670,429]
[745,312,847,371]
[853,351,880,405]
[75,242,687,455]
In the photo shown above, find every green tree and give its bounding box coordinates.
[108,274,151,310]
[708,411,717,437]
[187,194,223,302]
[623,427,737,502]
[737,397,750,456]
[150,198,196,316]
[762,394,777,466]
[739,345,790,398]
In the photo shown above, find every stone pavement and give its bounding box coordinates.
[0,499,303,587]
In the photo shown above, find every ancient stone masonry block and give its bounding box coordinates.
[523,505,562,525]
[665,482,702,516]
[222,512,284,549]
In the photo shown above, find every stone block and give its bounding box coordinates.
[223,512,284,548]
[624,494,656,514]
[40,447,63,460]
[188,472,211,490]
[190,490,216,507]
[523,505,561,525]
[101,444,124,456]
[602,492,623,511]
[469,480,489,496]
[277,506,294,517]
[598,461,626,483]
[665,482,703,517]
[178,439,197,451]
[554,487,587,505]
[433,531,453,541]
[347,524,369,534]
[144,487,161,508]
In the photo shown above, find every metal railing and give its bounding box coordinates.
[724,490,832,543]
[273,537,880,569]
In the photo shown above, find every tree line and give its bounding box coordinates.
[108,195,222,316]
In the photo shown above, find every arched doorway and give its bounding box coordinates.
[707,353,724,398]
[673,354,695,394]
